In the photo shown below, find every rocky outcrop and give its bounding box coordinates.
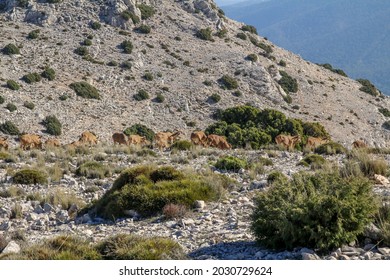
[99,0,141,29]
[180,0,222,22]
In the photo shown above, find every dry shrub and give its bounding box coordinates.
[162,203,188,220]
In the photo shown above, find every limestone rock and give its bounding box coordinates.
[374,174,390,186]
[2,241,20,254]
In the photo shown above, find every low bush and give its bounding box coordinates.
[209,93,221,103]
[74,46,88,56]
[196,27,214,41]
[42,115,62,136]
[13,169,48,185]
[23,72,41,84]
[0,96,4,104]
[251,171,378,251]
[162,203,188,220]
[278,71,298,93]
[219,75,238,90]
[246,53,258,62]
[315,141,346,155]
[170,140,193,151]
[41,67,55,81]
[6,103,17,112]
[123,124,155,142]
[120,40,133,54]
[90,21,102,30]
[82,39,92,46]
[267,171,288,184]
[121,10,140,24]
[27,29,40,40]
[143,72,153,81]
[2,43,20,55]
[6,80,20,90]
[76,161,111,179]
[69,82,100,100]
[154,93,165,103]
[379,108,390,118]
[133,89,149,101]
[236,32,247,40]
[0,121,20,135]
[136,25,151,34]
[137,4,155,20]
[91,165,225,218]
[241,25,258,34]
[357,79,379,97]
[299,154,326,169]
[215,156,247,172]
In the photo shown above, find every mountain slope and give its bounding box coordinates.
[221,0,390,95]
[0,0,390,148]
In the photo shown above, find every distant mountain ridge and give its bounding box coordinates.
[221,0,390,94]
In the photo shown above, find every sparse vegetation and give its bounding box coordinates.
[0,121,20,135]
[154,93,165,103]
[137,4,155,20]
[215,156,247,172]
[2,43,20,55]
[23,101,35,110]
[379,108,390,117]
[133,89,149,101]
[315,141,346,155]
[121,10,140,24]
[318,63,348,77]
[136,25,151,34]
[299,154,326,169]
[219,75,238,90]
[241,25,258,35]
[123,124,155,142]
[278,71,298,93]
[27,29,40,40]
[196,27,214,41]
[209,93,221,103]
[23,72,41,84]
[170,140,193,151]
[76,161,111,179]
[90,21,102,30]
[246,53,258,62]
[236,32,247,40]
[252,171,378,251]
[69,82,100,100]
[357,79,379,97]
[41,67,56,81]
[120,40,133,54]
[74,46,89,56]
[6,103,17,112]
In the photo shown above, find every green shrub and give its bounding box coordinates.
[69,82,100,100]
[318,63,348,77]
[0,96,4,104]
[299,154,326,169]
[120,40,133,54]
[196,27,214,41]
[42,115,62,136]
[219,75,238,90]
[123,124,155,142]
[170,140,193,151]
[74,46,88,56]
[249,36,273,54]
[246,53,258,62]
[91,165,225,218]
[82,39,92,46]
[236,32,247,40]
[241,25,258,34]
[137,4,155,20]
[251,171,378,251]
[136,25,151,34]
[107,61,118,67]
[13,169,48,185]
[0,121,20,135]
[374,203,390,246]
[379,108,390,117]
[315,141,346,155]
[23,72,41,84]
[143,72,153,81]
[209,93,221,103]
[121,10,140,24]
[154,93,165,103]
[16,0,29,8]
[27,29,40,39]
[133,89,149,101]
[215,156,247,172]
[6,80,20,90]
[23,101,35,110]
[343,151,388,178]
[6,103,17,112]
[76,161,111,179]
[278,71,298,93]
[2,43,20,55]
[120,61,132,69]
[96,234,185,260]
[302,122,330,138]
[267,171,288,184]
[41,67,55,81]
[278,60,287,67]
[357,79,379,96]
[90,21,102,30]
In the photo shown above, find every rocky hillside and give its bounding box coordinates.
[1,0,390,147]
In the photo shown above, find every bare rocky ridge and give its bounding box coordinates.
[0,0,389,148]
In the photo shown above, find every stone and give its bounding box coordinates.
[301,253,320,260]
[374,174,390,185]
[378,247,390,255]
[364,223,381,241]
[2,241,20,254]
[194,200,205,209]
[34,205,44,214]
[250,180,268,190]
[339,255,350,260]
[0,221,12,231]
[26,212,40,222]
[56,210,69,223]
[43,203,54,213]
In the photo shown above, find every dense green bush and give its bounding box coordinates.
[69,82,100,100]
[357,79,379,96]
[2,43,20,55]
[241,25,258,35]
[120,40,133,54]
[246,53,258,62]
[236,32,247,40]
[27,29,40,40]
[249,36,273,54]
[82,39,92,46]
[315,141,346,155]
[251,171,378,251]
[74,46,89,56]
[133,89,149,101]
[154,93,165,103]
[379,108,390,117]
[136,25,151,34]
[6,80,20,90]
[6,103,17,112]
[91,165,225,218]
[137,4,155,19]
[0,95,4,104]
[90,21,102,30]
[318,63,348,77]
[143,72,153,81]
[215,156,247,172]
[121,10,140,24]
[23,72,41,84]
[219,75,238,90]
[196,27,214,41]
[76,161,111,179]
[302,122,330,138]
[267,171,288,184]
[123,124,155,142]
[23,101,35,110]
[42,115,62,136]
[170,140,193,151]
[13,169,48,185]
[299,154,326,169]
[278,71,298,93]
[0,121,20,135]
[41,67,56,81]
[96,234,185,260]
[209,93,221,103]
[120,61,132,69]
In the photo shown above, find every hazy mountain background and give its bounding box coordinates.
[219,0,390,95]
